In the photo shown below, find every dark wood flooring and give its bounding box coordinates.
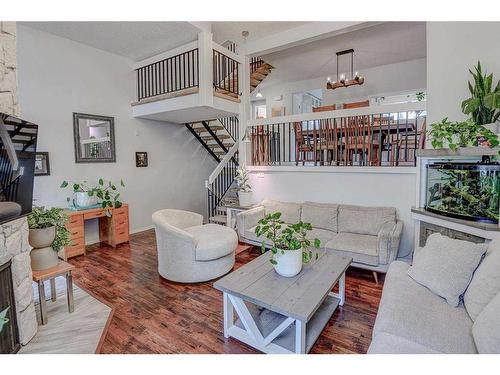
[68,229,383,354]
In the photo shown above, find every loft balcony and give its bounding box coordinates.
[131,36,243,124]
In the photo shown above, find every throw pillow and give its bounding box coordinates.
[472,291,500,353]
[407,233,486,307]
[464,235,500,320]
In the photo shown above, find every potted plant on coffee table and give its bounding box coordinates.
[235,167,253,207]
[28,207,72,271]
[255,212,321,277]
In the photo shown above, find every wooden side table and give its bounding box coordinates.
[32,261,75,325]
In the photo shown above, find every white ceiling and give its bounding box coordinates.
[211,22,308,44]
[261,22,427,86]
[21,22,201,61]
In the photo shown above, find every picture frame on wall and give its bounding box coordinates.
[34,152,50,176]
[135,152,148,167]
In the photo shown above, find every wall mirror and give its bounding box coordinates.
[73,113,116,163]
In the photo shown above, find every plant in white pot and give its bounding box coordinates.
[255,212,321,277]
[60,178,125,213]
[235,167,252,207]
[28,207,72,271]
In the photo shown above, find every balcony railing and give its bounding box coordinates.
[213,49,240,98]
[136,48,199,101]
[250,57,265,74]
[247,102,427,167]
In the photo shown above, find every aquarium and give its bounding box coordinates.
[426,162,500,223]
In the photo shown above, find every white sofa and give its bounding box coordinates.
[237,200,403,278]
[368,239,500,354]
[152,209,238,283]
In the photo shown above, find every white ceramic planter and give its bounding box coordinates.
[30,246,59,271]
[73,192,98,208]
[238,191,253,207]
[273,248,303,277]
[483,122,500,134]
[28,226,56,248]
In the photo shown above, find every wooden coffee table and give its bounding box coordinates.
[214,250,352,354]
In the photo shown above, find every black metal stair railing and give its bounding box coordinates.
[207,150,239,219]
[218,116,239,142]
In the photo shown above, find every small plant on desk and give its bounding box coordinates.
[60,178,125,213]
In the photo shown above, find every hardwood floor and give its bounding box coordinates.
[68,229,383,354]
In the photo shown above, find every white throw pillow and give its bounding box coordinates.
[407,233,486,307]
[472,291,500,353]
[464,236,500,321]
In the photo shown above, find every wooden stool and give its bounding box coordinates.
[32,261,75,325]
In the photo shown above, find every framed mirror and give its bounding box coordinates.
[73,113,116,163]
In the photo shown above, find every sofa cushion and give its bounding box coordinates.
[262,199,301,224]
[338,204,396,236]
[373,261,477,354]
[407,233,486,307]
[301,201,338,232]
[368,332,441,354]
[185,224,238,261]
[324,233,379,266]
[472,291,500,353]
[464,236,500,321]
[308,228,336,247]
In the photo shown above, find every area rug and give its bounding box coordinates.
[19,277,112,354]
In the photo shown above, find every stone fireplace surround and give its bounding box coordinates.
[0,218,37,345]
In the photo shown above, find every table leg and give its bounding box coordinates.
[339,273,346,306]
[50,278,57,302]
[226,208,232,228]
[66,272,74,313]
[295,320,306,354]
[223,292,234,338]
[38,281,48,325]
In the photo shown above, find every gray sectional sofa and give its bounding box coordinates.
[236,199,403,275]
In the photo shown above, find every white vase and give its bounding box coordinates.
[273,248,303,277]
[482,122,500,135]
[73,192,98,208]
[238,191,253,207]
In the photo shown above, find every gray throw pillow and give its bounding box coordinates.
[472,291,500,353]
[464,236,500,321]
[407,233,486,307]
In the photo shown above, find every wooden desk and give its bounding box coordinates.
[61,204,129,260]
[32,261,75,325]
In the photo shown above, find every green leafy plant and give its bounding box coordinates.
[429,118,499,151]
[60,178,125,209]
[235,167,251,192]
[255,212,321,265]
[416,91,426,102]
[0,307,9,333]
[461,61,500,125]
[28,206,72,252]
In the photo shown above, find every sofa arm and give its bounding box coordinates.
[236,206,265,237]
[377,221,403,265]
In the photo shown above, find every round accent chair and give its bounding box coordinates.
[152,209,238,283]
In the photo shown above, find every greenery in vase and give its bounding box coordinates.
[235,167,251,192]
[27,206,72,252]
[60,178,125,209]
[0,307,9,333]
[461,61,500,125]
[427,169,500,222]
[255,212,321,265]
[429,118,499,151]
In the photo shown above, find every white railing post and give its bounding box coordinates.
[239,55,251,166]
[198,31,214,108]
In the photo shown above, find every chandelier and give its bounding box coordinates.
[326,49,364,90]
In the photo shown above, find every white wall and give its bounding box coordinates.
[253,58,426,116]
[17,25,216,244]
[426,22,500,125]
[248,169,416,258]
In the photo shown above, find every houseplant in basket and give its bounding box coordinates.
[28,207,72,271]
[235,167,252,207]
[255,212,321,277]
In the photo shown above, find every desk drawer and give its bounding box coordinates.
[64,237,85,258]
[113,206,128,218]
[66,215,83,228]
[68,226,84,239]
[84,210,106,220]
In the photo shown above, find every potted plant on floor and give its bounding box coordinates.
[235,167,253,207]
[60,178,125,212]
[255,212,321,277]
[28,207,72,271]
[461,61,500,132]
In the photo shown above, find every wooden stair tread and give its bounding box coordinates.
[209,215,227,224]
[192,125,224,133]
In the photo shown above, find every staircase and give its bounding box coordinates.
[185,117,240,224]
[250,57,273,92]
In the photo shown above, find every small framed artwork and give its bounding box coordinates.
[135,152,148,167]
[34,152,50,176]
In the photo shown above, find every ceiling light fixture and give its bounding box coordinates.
[255,89,263,98]
[326,49,364,90]
[242,127,251,143]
